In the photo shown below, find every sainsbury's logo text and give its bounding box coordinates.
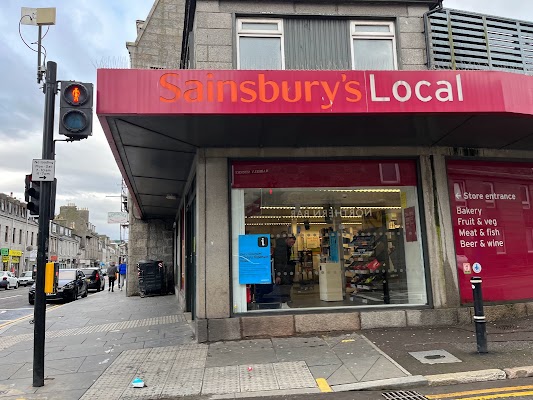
[159,72,464,108]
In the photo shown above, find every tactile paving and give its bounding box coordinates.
[273,361,317,389]
[239,363,279,392]
[202,366,240,395]
[80,373,133,400]
[160,367,204,397]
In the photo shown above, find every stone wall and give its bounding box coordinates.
[194,0,429,69]
[127,213,174,296]
[127,0,186,69]
[198,301,533,342]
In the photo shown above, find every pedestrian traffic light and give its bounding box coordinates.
[25,174,40,215]
[59,81,93,139]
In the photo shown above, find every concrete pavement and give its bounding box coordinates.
[0,286,532,399]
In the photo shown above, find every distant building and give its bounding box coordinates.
[0,193,39,274]
[49,221,81,269]
[55,204,100,267]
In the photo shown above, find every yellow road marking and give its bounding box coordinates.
[426,385,533,399]
[460,391,533,400]
[316,378,333,392]
[341,339,356,343]
[0,304,62,330]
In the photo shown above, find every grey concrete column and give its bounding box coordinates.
[195,151,231,319]
[420,154,460,308]
[196,150,207,319]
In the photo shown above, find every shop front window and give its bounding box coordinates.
[231,160,427,313]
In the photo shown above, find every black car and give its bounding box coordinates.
[81,267,105,291]
[29,269,88,304]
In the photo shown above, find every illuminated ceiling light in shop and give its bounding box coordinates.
[340,206,402,210]
[261,206,323,210]
[246,222,290,226]
[246,215,363,219]
[316,189,401,193]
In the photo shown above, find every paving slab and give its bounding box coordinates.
[274,346,341,366]
[77,353,120,373]
[0,362,24,380]
[308,363,343,380]
[327,364,358,385]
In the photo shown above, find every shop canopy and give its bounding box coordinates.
[97,69,533,219]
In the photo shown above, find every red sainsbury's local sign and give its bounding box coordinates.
[96,69,533,116]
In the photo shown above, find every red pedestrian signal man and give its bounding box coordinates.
[72,86,80,103]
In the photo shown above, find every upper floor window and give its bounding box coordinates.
[351,21,397,70]
[237,19,284,70]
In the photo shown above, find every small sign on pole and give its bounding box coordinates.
[32,159,55,181]
[107,212,128,224]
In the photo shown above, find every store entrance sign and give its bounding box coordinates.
[448,160,533,303]
[238,234,272,284]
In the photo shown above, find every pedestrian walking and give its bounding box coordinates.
[108,263,118,292]
[118,262,127,291]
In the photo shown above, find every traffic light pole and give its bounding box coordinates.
[33,61,57,387]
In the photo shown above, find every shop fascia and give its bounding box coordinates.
[159,72,464,108]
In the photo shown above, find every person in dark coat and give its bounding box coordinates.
[273,235,296,302]
[107,263,118,292]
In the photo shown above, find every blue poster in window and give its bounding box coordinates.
[239,234,272,284]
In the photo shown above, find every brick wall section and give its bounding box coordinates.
[194,0,429,70]
[127,0,186,69]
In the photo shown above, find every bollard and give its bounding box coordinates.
[470,276,488,353]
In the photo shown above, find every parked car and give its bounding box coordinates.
[18,271,35,287]
[28,268,88,304]
[0,271,19,289]
[81,267,105,291]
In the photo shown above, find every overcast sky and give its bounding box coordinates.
[1,1,532,240]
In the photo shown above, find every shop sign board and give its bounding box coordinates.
[108,212,128,224]
[448,160,533,303]
[238,234,272,284]
[232,160,417,188]
[11,257,20,263]
[0,248,8,256]
[9,250,22,257]
[98,69,533,117]
[1,256,9,263]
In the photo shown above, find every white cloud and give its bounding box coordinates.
[1,0,152,239]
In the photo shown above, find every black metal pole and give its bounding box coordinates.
[33,61,57,387]
[470,276,488,354]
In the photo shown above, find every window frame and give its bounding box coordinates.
[236,18,285,70]
[350,20,398,71]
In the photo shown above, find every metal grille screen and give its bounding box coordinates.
[427,8,533,74]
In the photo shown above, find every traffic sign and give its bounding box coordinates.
[32,159,55,181]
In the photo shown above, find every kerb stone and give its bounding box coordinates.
[505,366,533,379]
[425,369,506,386]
